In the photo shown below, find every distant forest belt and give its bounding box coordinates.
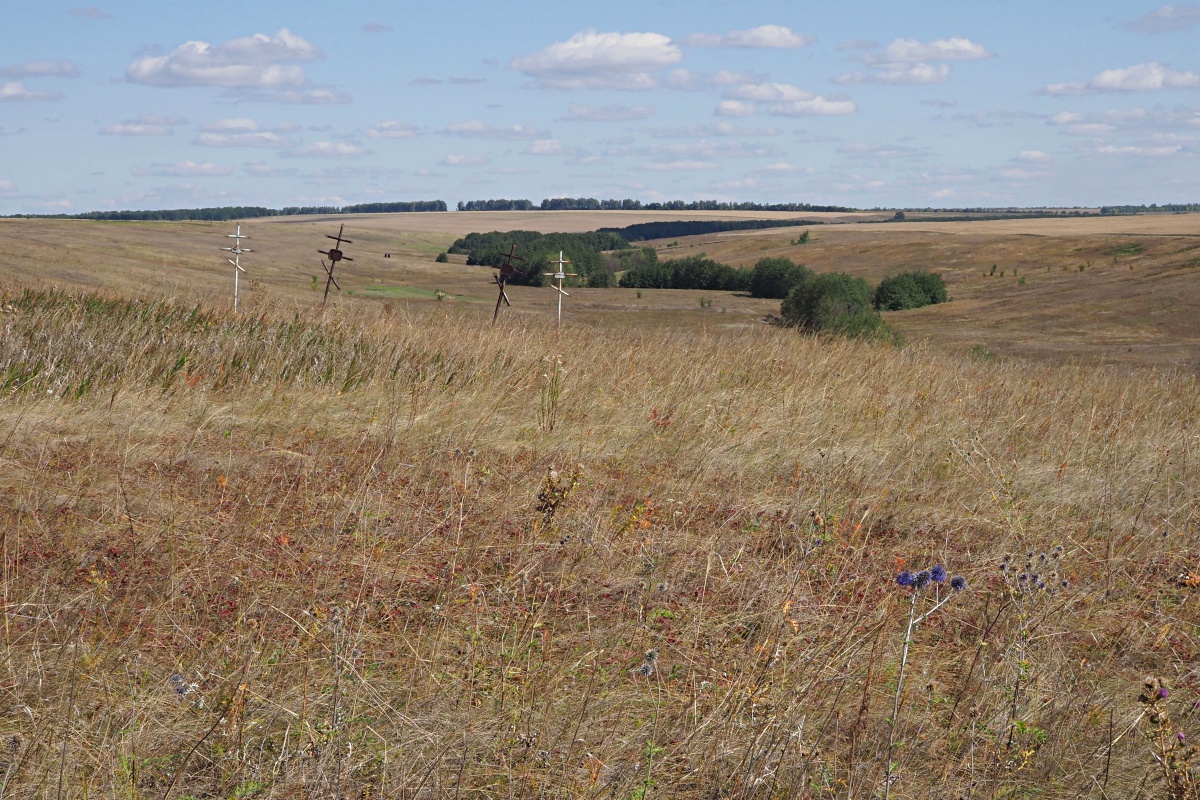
[600,218,821,241]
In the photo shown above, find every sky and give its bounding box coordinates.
[2,1,1199,215]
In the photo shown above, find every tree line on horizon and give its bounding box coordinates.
[455,198,855,212]
[4,200,448,222]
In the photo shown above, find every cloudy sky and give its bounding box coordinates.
[2,1,1199,214]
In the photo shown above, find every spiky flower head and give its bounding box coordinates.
[951,576,967,591]
[930,565,947,583]
[913,570,932,591]
[896,570,914,587]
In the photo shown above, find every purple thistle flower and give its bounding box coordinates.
[950,576,967,591]
[1159,687,1169,700]
[896,570,914,586]
[930,565,947,583]
[913,570,932,590]
[1178,731,1187,744]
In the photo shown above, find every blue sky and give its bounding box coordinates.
[2,1,1199,214]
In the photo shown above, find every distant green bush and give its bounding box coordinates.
[619,255,750,291]
[782,272,896,342]
[749,257,812,299]
[435,251,448,263]
[872,270,947,311]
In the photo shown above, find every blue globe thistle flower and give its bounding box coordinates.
[930,565,947,583]
[950,576,967,591]
[913,570,932,590]
[896,570,914,587]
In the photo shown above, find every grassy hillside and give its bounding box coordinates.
[0,282,1197,798]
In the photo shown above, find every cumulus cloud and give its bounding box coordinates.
[649,121,781,137]
[194,130,295,148]
[441,154,490,166]
[724,83,855,116]
[667,69,762,91]
[836,37,991,85]
[1044,62,1200,94]
[510,30,681,89]
[103,122,168,136]
[131,160,233,177]
[683,25,814,49]
[0,60,80,79]
[287,141,367,158]
[715,100,757,117]
[641,159,721,171]
[562,103,656,121]
[101,113,187,135]
[1094,144,1184,156]
[526,139,565,154]
[1015,150,1052,163]
[242,159,297,177]
[0,81,62,101]
[125,28,321,89]
[366,120,420,138]
[1126,4,1200,33]
[872,37,993,64]
[443,120,546,139]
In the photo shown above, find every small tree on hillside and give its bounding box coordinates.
[750,257,812,299]
[782,271,895,340]
[873,270,947,311]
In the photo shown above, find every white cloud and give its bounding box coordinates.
[242,159,296,177]
[1049,111,1084,125]
[684,25,814,49]
[101,113,187,135]
[641,159,721,171]
[441,154,490,166]
[0,60,80,79]
[758,162,814,174]
[1094,144,1185,156]
[1043,62,1200,94]
[366,120,420,138]
[766,97,857,116]
[1015,150,1052,163]
[201,117,261,132]
[727,82,814,103]
[836,63,951,85]
[667,69,762,90]
[131,160,233,177]
[194,130,295,148]
[836,37,991,85]
[1126,5,1200,33]
[715,100,757,117]
[563,103,656,121]
[0,81,62,101]
[510,30,681,89]
[871,37,993,64]
[102,122,170,135]
[1092,62,1200,91]
[125,28,321,89]
[288,141,367,158]
[527,139,565,155]
[443,120,546,139]
[723,82,855,117]
[650,121,781,137]
[0,179,15,192]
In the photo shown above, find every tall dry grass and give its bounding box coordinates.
[0,284,1198,798]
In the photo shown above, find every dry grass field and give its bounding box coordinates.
[0,212,1199,799]
[3,211,1198,365]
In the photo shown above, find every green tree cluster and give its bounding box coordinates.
[618,254,750,291]
[781,272,896,341]
[749,257,812,299]
[872,270,948,311]
[447,230,628,287]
